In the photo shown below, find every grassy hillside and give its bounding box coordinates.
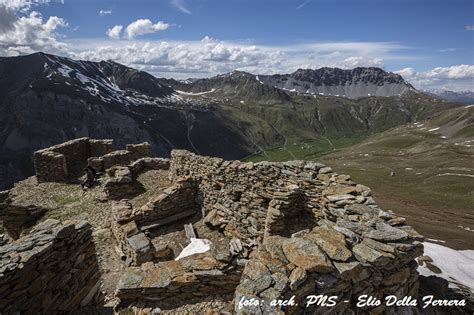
[323,105,474,250]
[241,104,474,250]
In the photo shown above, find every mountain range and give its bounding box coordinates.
[424,89,474,104]
[0,52,463,189]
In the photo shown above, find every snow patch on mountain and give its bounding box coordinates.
[176,88,216,96]
[257,67,415,99]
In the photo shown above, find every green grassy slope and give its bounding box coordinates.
[320,105,474,249]
[238,103,473,249]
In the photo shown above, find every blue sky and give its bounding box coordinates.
[1,0,473,90]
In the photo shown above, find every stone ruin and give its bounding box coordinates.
[112,150,424,314]
[0,138,159,239]
[33,137,153,184]
[0,139,429,314]
[0,219,100,313]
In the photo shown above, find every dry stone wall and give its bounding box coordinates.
[129,157,170,178]
[116,253,242,309]
[33,138,152,183]
[162,150,424,314]
[34,137,114,182]
[169,151,333,241]
[126,143,151,161]
[0,219,101,313]
[104,158,170,201]
[104,167,140,200]
[136,176,199,227]
[0,189,46,239]
[110,176,199,266]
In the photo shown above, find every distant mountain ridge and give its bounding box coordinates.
[424,89,474,104]
[170,67,415,99]
[0,52,462,190]
[256,67,415,99]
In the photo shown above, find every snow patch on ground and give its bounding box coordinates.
[436,173,474,178]
[426,238,446,243]
[428,127,440,132]
[176,89,216,96]
[175,238,211,260]
[458,225,474,232]
[418,242,474,291]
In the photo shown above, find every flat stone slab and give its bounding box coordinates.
[304,227,352,261]
[363,222,409,242]
[282,238,333,273]
[127,233,151,253]
[326,194,355,202]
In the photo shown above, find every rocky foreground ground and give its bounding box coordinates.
[0,139,472,314]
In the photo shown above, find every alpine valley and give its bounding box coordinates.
[2,52,474,250]
[0,52,462,190]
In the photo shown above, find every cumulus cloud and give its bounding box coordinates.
[70,37,283,77]
[65,37,413,79]
[99,9,112,16]
[106,25,122,39]
[124,19,169,39]
[423,65,474,79]
[396,65,474,91]
[465,25,474,31]
[340,56,384,68]
[0,0,52,11]
[0,2,68,56]
[171,0,191,14]
[395,67,416,78]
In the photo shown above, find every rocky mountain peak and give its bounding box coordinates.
[256,66,415,98]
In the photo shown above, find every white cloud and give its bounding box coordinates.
[465,25,474,31]
[395,67,416,78]
[340,56,384,68]
[396,65,474,91]
[124,19,169,39]
[65,37,414,80]
[99,9,112,17]
[171,0,191,14]
[423,65,474,79]
[0,3,68,56]
[106,25,122,39]
[296,0,312,10]
[438,48,458,53]
[0,0,52,11]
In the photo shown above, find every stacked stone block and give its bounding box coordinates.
[33,139,152,183]
[129,157,170,178]
[110,177,199,266]
[162,150,424,314]
[126,143,151,161]
[0,219,101,313]
[34,138,115,182]
[0,190,46,239]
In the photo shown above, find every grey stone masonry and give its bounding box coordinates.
[34,138,114,182]
[0,219,101,313]
[33,139,154,183]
